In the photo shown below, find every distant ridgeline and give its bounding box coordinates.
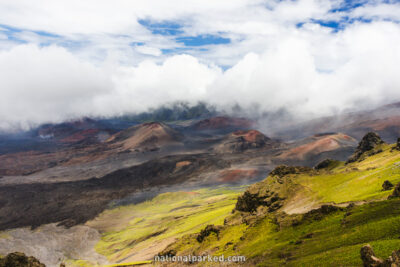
[117,102,217,123]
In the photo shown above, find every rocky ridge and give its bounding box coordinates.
[347,132,385,163]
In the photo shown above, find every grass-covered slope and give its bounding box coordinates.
[167,200,400,266]
[161,139,400,266]
[84,186,244,265]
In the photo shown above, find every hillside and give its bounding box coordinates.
[277,102,400,143]
[278,133,357,161]
[107,122,183,152]
[158,134,400,266]
[213,130,274,153]
[1,121,399,266]
[8,131,392,266]
[191,117,254,133]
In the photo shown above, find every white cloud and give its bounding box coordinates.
[93,55,221,116]
[0,1,400,130]
[134,45,162,57]
[0,45,112,130]
[350,2,400,21]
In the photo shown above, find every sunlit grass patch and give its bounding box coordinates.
[87,186,245,263]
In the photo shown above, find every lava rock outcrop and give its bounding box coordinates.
[382,180,394,191]
[196,225,223,243]
[314,159,340,170]
[360,244,400,267]
[388,182,400,199]
[347,132,384,163]
[235,165,311,213]
[270,165,312,178]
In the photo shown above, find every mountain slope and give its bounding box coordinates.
[277,102,400,143]
[214,130,274,153]
[107,122,183,152]
[86,187,243,264]
[190,116,254,133]
[278,133,357,161]
[160,134,400,266]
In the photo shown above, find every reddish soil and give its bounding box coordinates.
[107,122,182,151]
[279,133,356,160]
[232,130,266,142]
[175,161,192,168]
[0,122,182,176]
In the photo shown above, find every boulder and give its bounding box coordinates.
[382,180,394,191]
[196,224,223,243]
[235,188,285,213]
[360,245,384,267]
[314,159,340,170]
[360,244,400,267]
[235,191,269,212]
[303,205,343,221]
[388,182,400,199]
[235,165,308,213]
[269,165,311,178]
[390,250,400,266]
[347,132,384,163]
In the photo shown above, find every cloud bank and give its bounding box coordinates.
[0,0,400,130]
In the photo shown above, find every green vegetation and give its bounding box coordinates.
[297,143,400,204]
[87,186,244,264]
[80,141,400,266]
[235,199,400,266]
[163,143,400,266]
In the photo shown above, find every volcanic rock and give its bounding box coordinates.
[214,130,272,153]
[360,244,400,267]
[196,225,223,243]
[0,153,230,231]
[388,182,400,199]
[107,122,183,151]
[382,180,394,191]
[0,252,45,267]
[270,165,312,178]
[347,132,384,163]
[360,245,384,267]
[235,191,270,213]
[235,165,312,213]
[192,116,253,131]
[37,118,113,146]
[303,205,344,221]
[278,133,357,161]
[314,159,341,170]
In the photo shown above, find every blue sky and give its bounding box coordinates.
[0,0,399,130]
[1,0,398,64]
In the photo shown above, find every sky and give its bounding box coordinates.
[0,0,400,131]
